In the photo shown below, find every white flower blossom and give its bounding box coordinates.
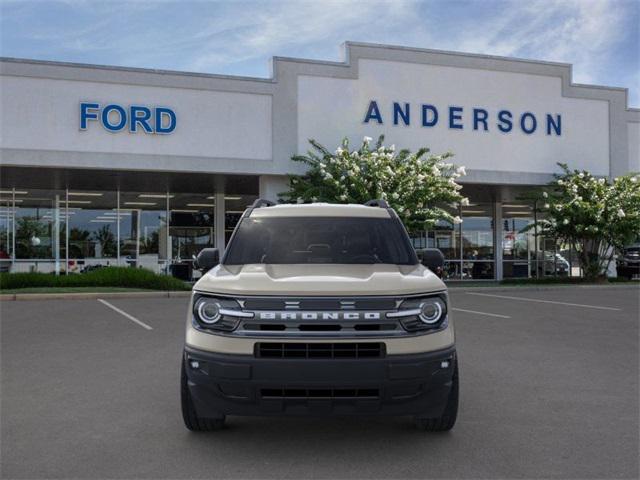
[453,216,463,224]
[335,147,343,155]
[363,136,372,143]
[296,197,304,204]
[618,208,625,218]
[563,219,569,225]
[544,203,550,209]
[389,144,395,152]
[461,197,470,206]
[542,191,548,198]
[339,194,347,201]
[456,166,466,176]
[557,179,564,185]
[391,192,400,200]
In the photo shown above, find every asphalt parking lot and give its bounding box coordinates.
[1,286,638,479]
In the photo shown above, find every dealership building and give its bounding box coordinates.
[1,42,638,280]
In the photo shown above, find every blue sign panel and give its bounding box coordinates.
[80,103,176,134]
[363,101,561,136]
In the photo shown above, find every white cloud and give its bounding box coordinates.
[184,0,418,72]
[1,0,636,102]
[425,0,631,86]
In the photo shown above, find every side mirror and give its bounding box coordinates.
[195,248,220,272]
[417,248,444,278]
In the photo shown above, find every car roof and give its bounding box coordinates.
[249,203,392,218]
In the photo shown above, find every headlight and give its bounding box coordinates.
[192,294,254,331]
[419,298,445,324]
[195,298,221,324]
[387,294,448,331]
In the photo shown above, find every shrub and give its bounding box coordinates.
[532,164,640,280]
[0,267,191,291]
[280,135,468,230]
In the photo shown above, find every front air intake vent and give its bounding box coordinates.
[260,388,380,399]
[255,342,385,359]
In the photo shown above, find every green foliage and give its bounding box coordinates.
[0,267,191,291]
[532,163,640,280]
[279,135,468,230]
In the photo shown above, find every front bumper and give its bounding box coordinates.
[617,262,640,277]
[183,345,456,418]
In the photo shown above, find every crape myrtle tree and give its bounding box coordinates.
[279,135,469,231]
[533,163,640,280]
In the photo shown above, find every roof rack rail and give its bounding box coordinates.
[364,199,389,208]
[251,198,276,208]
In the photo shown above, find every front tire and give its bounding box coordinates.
[181,362,225,431]
[415,361,459,432]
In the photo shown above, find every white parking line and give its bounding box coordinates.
[465,292,621,311]
[97,299,153,330]
[452,307,511,319]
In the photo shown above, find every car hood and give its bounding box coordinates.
[193,264,445,296]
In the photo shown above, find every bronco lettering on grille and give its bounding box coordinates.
[257,312,382,321]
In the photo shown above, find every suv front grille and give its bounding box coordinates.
[256,342,385,359]
[261,388,380,399]
[243,297,397,311]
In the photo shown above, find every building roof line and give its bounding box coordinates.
[1,41,637,109]
[0,56,274,84]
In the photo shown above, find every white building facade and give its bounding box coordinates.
[1,42,638,280]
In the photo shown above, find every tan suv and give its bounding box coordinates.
[181,199,458,431]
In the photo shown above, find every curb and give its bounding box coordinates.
[448,283,640,292]
[0,291,192,301]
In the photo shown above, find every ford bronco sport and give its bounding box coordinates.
[181,199,458,431]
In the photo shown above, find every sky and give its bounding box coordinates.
[1,0,638,106]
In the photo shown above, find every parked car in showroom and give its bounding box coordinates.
[0,248,10,273]
[181,199,458,432]
[616,243,640,280]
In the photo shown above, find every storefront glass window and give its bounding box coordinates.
[0,191,15,272]
[433,217,462,280]
[502,203,536,278]
[168,192,215,280]
[13,189,65,272]
[119,192,169,273]
[461,203,494,279]
[66,190,118,273]
[225,194,258,244]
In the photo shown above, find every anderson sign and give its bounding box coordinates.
[363,100,562,136]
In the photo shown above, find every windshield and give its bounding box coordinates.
[223,216,418,265]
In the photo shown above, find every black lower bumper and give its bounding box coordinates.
[183,345,456,418]
[617,263,640,277]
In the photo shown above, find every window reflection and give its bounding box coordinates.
[12,189,66,272]
[119,192,169,273]
[0,196,13,272]
[502,203,535,278]
[225,194,257,244]
[170,193,215,263]
[66,190,118,272]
